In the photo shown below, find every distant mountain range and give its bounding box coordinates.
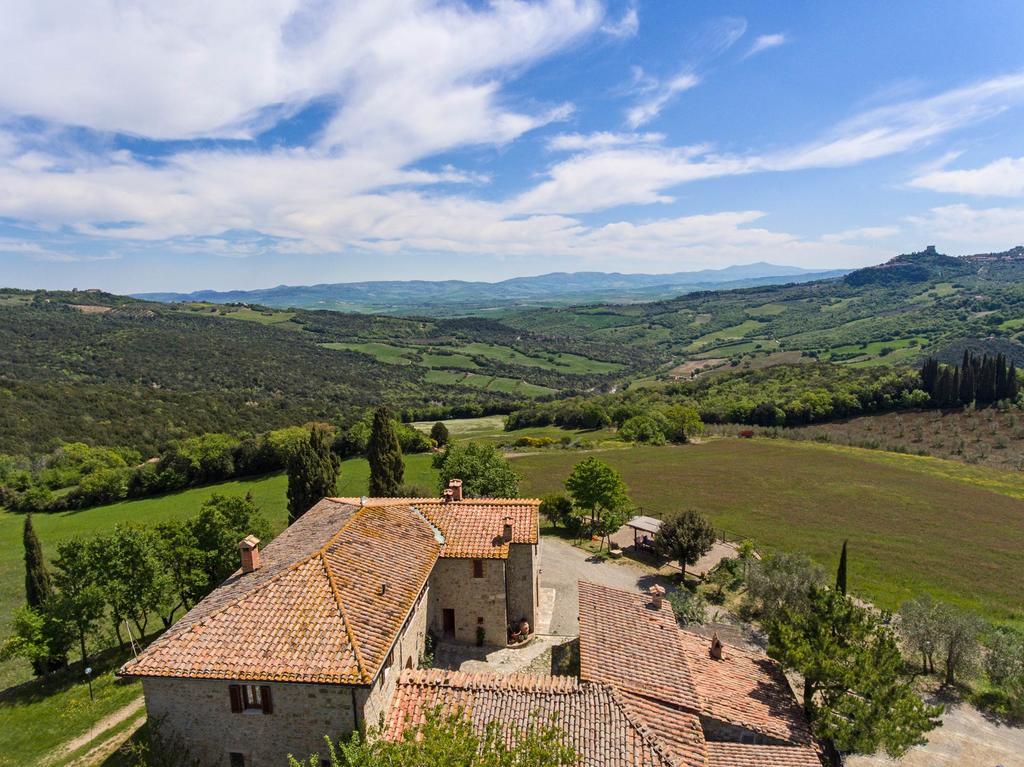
[134,262,851,314]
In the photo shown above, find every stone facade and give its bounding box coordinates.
[143,584,431,767]
[505,543,538,633]
[142,676,357,767]
[428,557,507,646]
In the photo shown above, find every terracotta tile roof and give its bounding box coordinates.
[331,496,539,559]
[677,630,814,747]
[616,690,706,767]
[578,582,821,766]
[120,499,439,684]
[385,669,677,767]
[578,581,702,711]
[705,743,823,767]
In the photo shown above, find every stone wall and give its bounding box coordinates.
[505,543,538,633]
[142,676,356,767]
[360,583,430,730]
[139,584,432,767]
[428,557,507,646]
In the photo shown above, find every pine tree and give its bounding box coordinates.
[836,540,848,596]
[24,515,53,609]
[367,406,404,497]
[287,426,340,524]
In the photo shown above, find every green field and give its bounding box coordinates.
[512,439,1024,624]
[0,455,438,689]
[319,341,416,365]
[685,320,765,351]
[423,370,557,397]
[449,343,621,374]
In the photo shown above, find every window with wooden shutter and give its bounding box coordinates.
[260,685,273,714]
[229,685,243,713]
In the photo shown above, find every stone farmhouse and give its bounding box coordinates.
[121,480,823,767]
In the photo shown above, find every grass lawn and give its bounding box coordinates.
[0,455,438,689]
[0,650,142,767]
[512,439,1024,625]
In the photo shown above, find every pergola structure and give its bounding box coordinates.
[625,515,661,550]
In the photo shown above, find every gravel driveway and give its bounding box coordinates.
[538,537,669,636]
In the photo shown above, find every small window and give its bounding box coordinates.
[242,684,263,710]
[229,753,246,767]
[472,560,484,578]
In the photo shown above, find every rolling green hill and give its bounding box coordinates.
[4,245,1024,456]
[505,246,1024,376]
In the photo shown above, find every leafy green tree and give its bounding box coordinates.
[564,457,629,532]
[539,493,574,530]
[92,525,169,642]
[745,551,825,619]
[663,404,704,442]
[769,587,942,757]
[287,425,340,523]
[898,595,942,674]
[152,519,209,626]
[430,421,450,447]
[618,415,666,445]
[190,493,271,589]
[983,626,1024,716]
[434,443,521,498]
[0,606,72,671]
[289,706,577,767]
[367,406,404,497]
[667,588,707,626]
[52,538,106,666]
[934,602,985,686]
[653,510,716,581]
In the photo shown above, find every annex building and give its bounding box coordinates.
[121,480,823,767]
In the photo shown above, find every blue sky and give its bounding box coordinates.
[2,0,1024,292]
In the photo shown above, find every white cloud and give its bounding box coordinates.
[743,33,788,59]
[626,72,701,128]
[601,3,638,38]
[0,0,599,149]
[906,204,1024,250]
[821,226,900,243]
[908,156,1024,197]
[547,131,665,152]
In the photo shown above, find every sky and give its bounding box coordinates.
[2,1,1024,293]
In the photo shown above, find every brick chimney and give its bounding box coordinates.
[502,516,513,543]
[448,478,463,502]
[442,488,454,503]
[239,535,261,574]
[648,584,666,609]
[710,632,724,661]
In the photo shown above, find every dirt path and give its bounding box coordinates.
[43,696,145,765]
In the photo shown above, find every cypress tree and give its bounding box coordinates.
[836,539,848,596]
[1008,362,1020,401]
[959,358,975,404]
[978,356,997,404]
[24,514,53,609]
[287,426,340,524]
[995,353,1009,400]
[920,358,939,399]
[368,406,404,497]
